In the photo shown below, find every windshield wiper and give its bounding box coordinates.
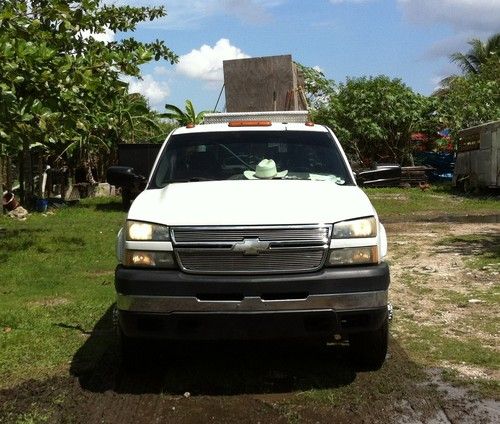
[164,177,212,184]
[218,143,253,168]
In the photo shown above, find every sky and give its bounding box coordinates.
[98,0,500,112]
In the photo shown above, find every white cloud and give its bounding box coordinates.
[176,39,250,83]
[398,0,500,32]
[123,74,170,108]
[80,28,115,43]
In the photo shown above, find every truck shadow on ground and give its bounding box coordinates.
[70,306,361,396]
[3,308,449,424]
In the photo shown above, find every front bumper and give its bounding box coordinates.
[115,262,390,340]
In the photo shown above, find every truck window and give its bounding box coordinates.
[149,131,353,188]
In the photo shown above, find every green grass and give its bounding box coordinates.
[364,184,500,219]
[1,192,499,407]
[436,234,500,271]
[0,197,125,387]
[399,272,433,296]
[394,315,499,371]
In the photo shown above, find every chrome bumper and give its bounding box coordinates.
[116,290,388,314]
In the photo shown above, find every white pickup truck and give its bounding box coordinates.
[110,111,390,370]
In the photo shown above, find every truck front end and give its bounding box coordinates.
[114,118,390,369]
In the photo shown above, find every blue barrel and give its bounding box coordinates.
[36,198,49,212]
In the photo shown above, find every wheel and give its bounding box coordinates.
[349,317,388,371]
[117,327,142,368]
[456,174,471,193]
[121,189,132,211]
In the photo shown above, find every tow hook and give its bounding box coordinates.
[112,306,119,329]
[387,303,393,321]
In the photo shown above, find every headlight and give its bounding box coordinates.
[328,246,378,266]
[332,217,377,238]
[124,250,176,268]
[126,220,170,241]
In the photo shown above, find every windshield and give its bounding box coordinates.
[149,130,353,188]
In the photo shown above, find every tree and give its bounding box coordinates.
[162,100,208,125]
[313,76,429,166]
[432,34,500,137]
[0,0,178,202]
[434,61,500,137]
[295,63,336,109]
[451,33,500,75]
[437,33,499,95]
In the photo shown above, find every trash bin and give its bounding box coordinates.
[35,198,49,213]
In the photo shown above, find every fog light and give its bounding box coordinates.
[328,246,378,266]
[124,251,176,268]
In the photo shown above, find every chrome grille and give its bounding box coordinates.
[172,226,330,244]
[176,249,326,274]
[172,225,331,274]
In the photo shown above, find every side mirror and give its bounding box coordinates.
[107,166,144,187]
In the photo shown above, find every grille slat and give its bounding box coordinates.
[177,250,325,274]
[172,227,330,244]
[172,225,331,274]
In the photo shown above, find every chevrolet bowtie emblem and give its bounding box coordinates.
[232,238,270,255]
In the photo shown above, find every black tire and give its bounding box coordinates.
[121,189,132,211]
[118,327,142,368]
[456,174,471,193]
[349,317,388,371]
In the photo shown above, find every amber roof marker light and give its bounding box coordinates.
[228,120,272,127]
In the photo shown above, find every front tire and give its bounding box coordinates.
[118,327,142,368]
[349,317,388,371]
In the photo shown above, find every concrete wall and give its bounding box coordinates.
[454,120,500,188]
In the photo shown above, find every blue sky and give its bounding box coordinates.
[101,0,499,111]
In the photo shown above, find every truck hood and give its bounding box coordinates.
[128,180,376,226]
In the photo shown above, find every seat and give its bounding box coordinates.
[187,151,219,179]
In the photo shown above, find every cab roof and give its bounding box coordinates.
[172,122,329,135]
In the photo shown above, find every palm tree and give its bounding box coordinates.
[435,33,499,96]
[450,33,499,75]
[162,99,208,125]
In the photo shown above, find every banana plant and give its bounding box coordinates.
[162,100,208,125]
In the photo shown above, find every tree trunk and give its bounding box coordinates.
[21,138,33,205]
[18,150,24,205]
[6,155,12,190]
[0,154,4,209]
[38,154,44,198]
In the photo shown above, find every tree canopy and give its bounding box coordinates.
[434,33,500,135]
[450,33,500,75]
[312,75,429,165]
[0,0,177,161]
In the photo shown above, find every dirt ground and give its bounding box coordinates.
[0,218,499,423]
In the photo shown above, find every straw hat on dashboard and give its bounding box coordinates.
[244,159,288,179]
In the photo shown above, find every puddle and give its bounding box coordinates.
[422,368,500,424]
